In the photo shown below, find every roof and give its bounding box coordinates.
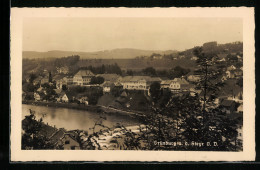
[38,123,58,139]
[161,80,172,85]
[75,70,94,77]
[221,99,236,107]
[53,75,65,81]
[54,89,62,95]
[96,74,121,82]
[33,76,43,82]
[50,129,66,144]
[102,81,115,87]
[121,76,161,82]
[172,78,189,84]
[121,91,128,97]
[114,82,123,86]
[218,80,242,97]
[75,93,88,99]
[37,87,44,92]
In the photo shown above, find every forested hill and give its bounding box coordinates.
[23,49,177,59]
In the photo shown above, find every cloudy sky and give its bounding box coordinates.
[23,18,243,52]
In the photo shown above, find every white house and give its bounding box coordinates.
[160,80,172,89]
[121,76,161,91]
[57,92,74,103]
[102,81,115,93]
[169,78,190,92]
[73,70,94,86]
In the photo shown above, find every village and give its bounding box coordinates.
[22,42,244,151]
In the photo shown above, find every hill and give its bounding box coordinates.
[23,49,177,59]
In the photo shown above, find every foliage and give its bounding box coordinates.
[90,76,105,84]
[142,67,156,76]
[168,66,190,79]
[126,69,134,76]
[80,63,122,75]
[149,82,162,103]
[22,110,55,149]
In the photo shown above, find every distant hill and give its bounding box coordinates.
[23,49,178,59]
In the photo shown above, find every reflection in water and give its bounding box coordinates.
[22,104,141,132]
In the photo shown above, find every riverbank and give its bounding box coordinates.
[22,100,102,112]
[22,100,145,118]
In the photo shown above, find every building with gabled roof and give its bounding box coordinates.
[169,77,190,92]
[120,76,161,91]
[96,74,121,83]
[220,99,237,114]
[49,129,81,150]
[73,70,94,86]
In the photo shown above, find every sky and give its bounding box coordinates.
[23,18,243,52]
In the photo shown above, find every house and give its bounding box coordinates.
[58,91,75,103]
[63,76,74,85]
[187,75,200,82]
[37,86,47,95]
[226,70,235,79]
[54,89,62,96]
[96,74,121,83]
[24,75,31,83]
[169,77,190,92]
[237,104,243,113]
[189,88,202,97]
[50,129,80,150]
[227,65,236,71]
[34,92,44,101]
[220,99,237,114]
[234,69,243,77]
[73,70,94,86]
[218,58,226,62]
[102,81,115,93]
[160,80,172,89]
[120,91,128,97]
[53,75,66,89]
[56,66,69,74]
[190,56,198,61]
[75,93,89,105]
[221,76,227,82]
[32,76,43,85]
[120,76,161,91]
[40,77,50,85]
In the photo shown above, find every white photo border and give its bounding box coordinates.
[10,7,255,162]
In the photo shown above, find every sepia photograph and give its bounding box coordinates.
[10,8,255,161]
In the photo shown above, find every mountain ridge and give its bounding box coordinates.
[23,48,178,59]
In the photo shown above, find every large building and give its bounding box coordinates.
[169,78,190,92]
[120,76,161,91]
[73,70,94,86]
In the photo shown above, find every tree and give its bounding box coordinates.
[149,82,161,104]
[29,73,37,83]
[142,67,156,76]
[62,85,67,91]
[193,47,224,121]
[90,76,105,85]
[22,109,55,149]
[168,66,190,79]
[126,70,134,76]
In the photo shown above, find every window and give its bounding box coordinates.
[71,146,75,150]
[65,140,70,144]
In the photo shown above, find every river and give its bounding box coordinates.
[22,104,141,132]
